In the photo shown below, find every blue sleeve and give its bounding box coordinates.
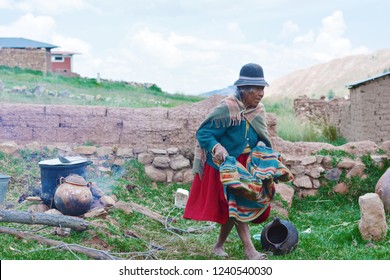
[196,120,227,153]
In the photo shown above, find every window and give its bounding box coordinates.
[51,56,64,62]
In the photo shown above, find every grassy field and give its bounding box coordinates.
[0,148,389,260]
[0,66,203,108]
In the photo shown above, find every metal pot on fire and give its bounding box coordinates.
[54,174,93,216]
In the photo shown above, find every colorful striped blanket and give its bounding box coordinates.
[219,146,293,222]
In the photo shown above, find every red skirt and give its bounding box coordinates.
[183,154,270,225]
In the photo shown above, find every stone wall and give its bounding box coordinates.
[0,48,51,73]
[0,95,278,158]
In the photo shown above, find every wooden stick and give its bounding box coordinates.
[128,201,174,224]
[0,226,120,260]
[0,210,89,231]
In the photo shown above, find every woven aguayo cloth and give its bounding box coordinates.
[218,146,293,222]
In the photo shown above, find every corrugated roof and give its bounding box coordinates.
[0,37,58,50]
[347,71,390,89]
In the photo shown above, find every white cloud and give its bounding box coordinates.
[281,20,300,38]
[291,11,369,62]
[0,13,56,41]
[1,0,99,14]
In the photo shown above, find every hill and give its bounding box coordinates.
[267,49,390,99]
[202,49,390,100]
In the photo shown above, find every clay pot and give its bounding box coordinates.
[54,174,93,216]
[260,217,299,255]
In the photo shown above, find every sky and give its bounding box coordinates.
[0,0,389,95]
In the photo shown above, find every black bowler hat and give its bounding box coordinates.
[234,63,269,87]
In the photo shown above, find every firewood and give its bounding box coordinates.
[0,210,89,231]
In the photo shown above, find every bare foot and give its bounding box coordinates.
[246,251,268,260]
[213,246,229,258]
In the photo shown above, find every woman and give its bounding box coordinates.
[184,63,272,260]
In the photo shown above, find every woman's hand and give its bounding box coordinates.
[256,141,266,147]
[213,144,229,162]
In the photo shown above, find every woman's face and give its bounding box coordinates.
[241,86,265,108]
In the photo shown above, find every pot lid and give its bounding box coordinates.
[64,174,87,185]
[39,156,88,166]
[0,173,11,179]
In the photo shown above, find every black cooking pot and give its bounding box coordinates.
[260,217,299,255]
[39,157,92,199]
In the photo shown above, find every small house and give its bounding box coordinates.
[51,51,79,76]
[0,37,78,76]
[341,72,390,143]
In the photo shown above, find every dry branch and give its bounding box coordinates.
[0,210,89,231]
[128,201,174,224]
[0,226,120,260]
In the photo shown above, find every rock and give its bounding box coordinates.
[152,156,170,168]
[28,203,50,213]
[96,146,113,157]
[167,147,179,155]
[117,147,133,157]
[293,175,312,188]
[333,182,349,194]
[170,155,190,170]
[324,168,341,181]
[148,149,167,155]
[137,153,154,165]
[346,163,365,178]
[301,156,317,166]
[145,165,167,182]
[316,155,324,164]
[375,167,390,213]
[0,141,19,154]
[274,183,294,207]
[183,169,194,184]
[45,209,63,215]
[166,170,174,183]
[305,166,325,179]
[371,155,387,169]
[291,165,305,175]
[173,171,184,182]
[322,156,333,169]
[380,141,390,156]
[358,193,387,241]
[337,159,356,169]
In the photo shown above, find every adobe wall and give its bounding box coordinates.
[294,74,390,144]
[0,48,51,73]
[342,75,390,143]
[0,95,278,157]
[293,96,350,130]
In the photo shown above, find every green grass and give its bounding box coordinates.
[0,66,203,108]
[0,150,389,260]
